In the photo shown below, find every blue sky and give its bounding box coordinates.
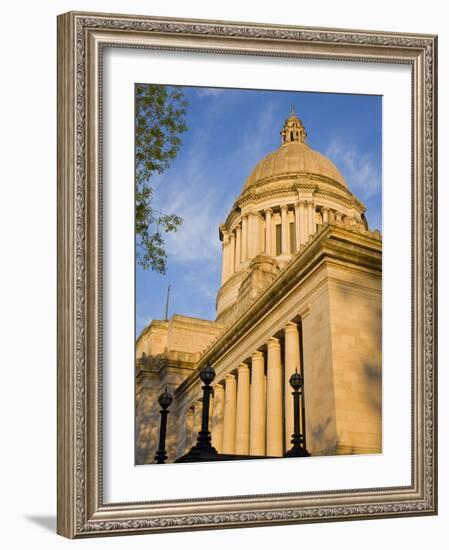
[136,86,382,336]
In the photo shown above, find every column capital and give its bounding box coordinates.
[285,321,299,334]
[264,207,273,215]
[267,337,280,348]
[252,350,264,359]
[214,382,225,394]
[238,362,249,373]
[225,373,236,384]
[280,204,289,212]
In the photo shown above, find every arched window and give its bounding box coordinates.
[290,131,294,141]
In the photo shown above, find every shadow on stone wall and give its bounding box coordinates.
[135,390,160,465]
[362,360,382,418]
[135,386,182,465]
[311,415,333,452]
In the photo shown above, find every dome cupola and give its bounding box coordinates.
[280,105,307,145]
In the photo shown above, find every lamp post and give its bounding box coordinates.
[284,371,311,457]
[175,364,219,462]
[154,387,173,464]
[195,364,216,450]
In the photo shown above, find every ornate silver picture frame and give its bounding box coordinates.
[57,11,437,538]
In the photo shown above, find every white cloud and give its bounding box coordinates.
[162,187,222,264]
[239,100,278,164]
[149,98,279,270]
[153,143,225,265]
[195,88,225,98]
[325,139,381,200]
[156,101,279,266]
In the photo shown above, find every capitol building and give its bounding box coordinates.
[135,108,382,464]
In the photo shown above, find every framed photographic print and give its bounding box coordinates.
[57,11,437,538]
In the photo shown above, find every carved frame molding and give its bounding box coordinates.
[57,11,437,538]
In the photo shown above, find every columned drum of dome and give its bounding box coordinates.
[216,108,367,325]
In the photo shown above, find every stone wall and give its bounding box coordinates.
[302,263,382,455]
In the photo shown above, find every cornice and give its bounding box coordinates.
[237,175,363,211]
[240,171,351,199]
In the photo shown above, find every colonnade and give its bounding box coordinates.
[221,203,336,283]
[183,321,303,457]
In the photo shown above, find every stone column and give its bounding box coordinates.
[222,374,237,454]
[280,205,288,255]
[264,208,273,256]
[212,384,225,453]
[184,407,194,454]
[266,338,283,456]
[254,212,262,256]
[235,363,250,455]
[221,231,230,284]
[322,207,329,224]
[250,351,266,456]
[284,322,301,450]
[241,215,248,263]
[308,201,315,236]
[229,231,236,276]
[298,201,307,244]
[294,203,301,250]
[300,201,307,244]
[247,211,259,260]
[235,225,242,271]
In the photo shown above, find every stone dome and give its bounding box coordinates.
[242,107,347,193]
[216,107,366,326]
[242,141,348,192]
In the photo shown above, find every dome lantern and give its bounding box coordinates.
[281,105,307,145]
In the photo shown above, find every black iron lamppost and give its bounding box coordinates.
[175,364,219,462]
[284,371,311,458]
[195,364,216,451]
[154,387,173,464]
